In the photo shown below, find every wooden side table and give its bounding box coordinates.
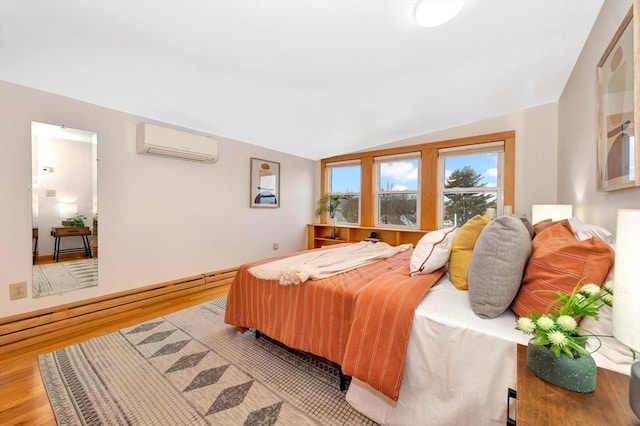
[514,344,638,425]
[50,226,93,262]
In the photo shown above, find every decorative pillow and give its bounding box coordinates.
[468,216,532,318]
[519,216,534,238]
[510,220,615,318]
[449,214,491,290]
[569,216,615,244]
[410,227,458,276]
[532,219,555,236]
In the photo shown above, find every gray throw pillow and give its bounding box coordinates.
[468,215,532,319]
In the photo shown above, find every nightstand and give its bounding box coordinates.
[511,344,638,425]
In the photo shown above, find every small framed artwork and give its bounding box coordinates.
[250,157,280,208]
[596,1,639,191]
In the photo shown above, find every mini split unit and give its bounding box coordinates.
[136,122,219,163]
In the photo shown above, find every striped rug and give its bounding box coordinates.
[39,296,377,425]
[33,259,98,298]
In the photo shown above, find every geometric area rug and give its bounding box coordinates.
[33,258,98,298]
[38,296,378,425]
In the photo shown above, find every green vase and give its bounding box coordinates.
[526,340,597,393]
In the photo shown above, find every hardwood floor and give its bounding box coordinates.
[0,284,229,426]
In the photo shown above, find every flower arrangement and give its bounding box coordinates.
[516,281,613,358]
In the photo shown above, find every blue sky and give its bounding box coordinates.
[330,153,498,192]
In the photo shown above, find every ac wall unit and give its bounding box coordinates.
[136,122,218,163]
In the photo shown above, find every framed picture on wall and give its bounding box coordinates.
[250,157,280,208]
[596,0,639,191]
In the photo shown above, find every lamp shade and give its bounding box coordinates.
[612,209,640,352]
[531,204,573,225]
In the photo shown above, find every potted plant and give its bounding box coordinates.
[62,213,87,227]
[515,281,614,392]
[315,192,354,224]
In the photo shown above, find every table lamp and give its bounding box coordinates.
[530,204,573,225]
[612,209,640,418]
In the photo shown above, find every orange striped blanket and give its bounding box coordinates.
[341,266,445,401]
[224,247,445,400]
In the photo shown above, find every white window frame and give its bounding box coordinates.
[437,142,504,227]
[374,152,420,228]
[326,159,361,225]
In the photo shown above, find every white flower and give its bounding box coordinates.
[575,293,585,302]
[516,317,536,334]
[536,315,555,331]
[548,331,568,347]
[602,293,613,306]
[603,281,614,294]
[556,315,577,332]
[580,283,601,297]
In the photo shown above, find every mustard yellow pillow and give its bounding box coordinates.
[449,214,491,290]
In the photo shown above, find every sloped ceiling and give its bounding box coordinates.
[0,0,603,160]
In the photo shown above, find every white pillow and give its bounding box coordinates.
[580,303,635,366]
[569,216,615,244]
[410,227,458,275]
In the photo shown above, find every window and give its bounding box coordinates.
[438,142,504,227]
[318,131,514,231]
[375,153,420,228]
[326,160,361,224]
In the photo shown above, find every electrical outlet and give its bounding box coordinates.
[9,281,27,300]
[272,242,279,250]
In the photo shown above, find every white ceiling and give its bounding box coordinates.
[0,0,604,160]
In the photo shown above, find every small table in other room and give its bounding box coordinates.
[32,228,39,264]
[50,226,93,262]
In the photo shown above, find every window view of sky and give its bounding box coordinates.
[445,153,498,187]
[330,153,498,192]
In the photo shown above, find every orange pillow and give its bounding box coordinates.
[532,219,556,236]
[510,220,614,318]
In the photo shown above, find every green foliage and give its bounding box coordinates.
[516,282,614,358]
[65,213,87,227]
[315,193,354,219]
[444,166,494,225]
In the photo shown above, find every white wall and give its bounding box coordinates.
[558,0,640,233]
[0,81,315,318]
[371,102,560,219]
[35,137,94,256]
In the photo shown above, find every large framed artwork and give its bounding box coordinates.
[250,157,280,208]
[597,0,639,191]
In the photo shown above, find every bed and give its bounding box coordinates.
[345,273,530,425]
[224,243,446,399]
[224,217,630,425]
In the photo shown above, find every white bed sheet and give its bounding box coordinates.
[346,274,632,426]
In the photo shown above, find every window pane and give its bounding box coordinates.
[337,195,359,224]
[442,192,496,227]
[444,153,497,188]
[329,165,361,192]
[378,193,417,226]
[328,164,360,224]
[378,159,418,191]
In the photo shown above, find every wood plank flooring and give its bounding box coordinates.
[0,284,229,426]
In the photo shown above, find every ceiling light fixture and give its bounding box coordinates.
[415,0,464,28]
